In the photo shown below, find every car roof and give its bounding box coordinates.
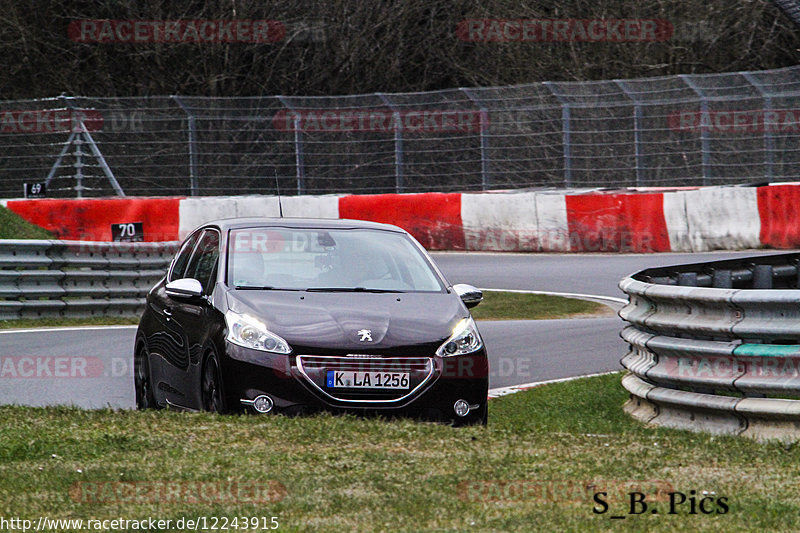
[197,217,407,233]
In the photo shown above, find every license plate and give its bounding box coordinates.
[326,370,410,389]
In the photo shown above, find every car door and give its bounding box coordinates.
[147,230,201,407]
[168,228,221,409]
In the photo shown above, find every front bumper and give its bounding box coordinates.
[221,342,489,423]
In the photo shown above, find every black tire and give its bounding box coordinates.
[134,345,158,410]
[201,351,226,414]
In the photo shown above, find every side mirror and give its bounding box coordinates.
[453,283,483,309]
[166,278,204,299]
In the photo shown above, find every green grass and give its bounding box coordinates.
[0,205,53,239]
[471,290,606,321]
[0,373,798,532]
[0,316,139,329]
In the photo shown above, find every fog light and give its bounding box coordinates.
[252,395,274,414]
[454,399,470,417]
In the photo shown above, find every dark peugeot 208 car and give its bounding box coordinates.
[134,218,488,425]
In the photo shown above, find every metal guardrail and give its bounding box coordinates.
[618,252,800,442]
[0,240,179,320]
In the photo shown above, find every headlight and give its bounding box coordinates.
[225,310,291,354]
[436,317,483,357]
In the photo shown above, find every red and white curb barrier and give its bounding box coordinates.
[179,194,341,238]
[4,183,800,252]
[488,371,620,399]
[0,196,182,242]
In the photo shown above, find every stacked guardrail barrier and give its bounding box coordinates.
[619,252,800,442]
[0,240,178,320]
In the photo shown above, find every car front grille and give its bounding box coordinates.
[295,355,435,403]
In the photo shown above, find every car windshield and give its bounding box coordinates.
[228,227,444,292]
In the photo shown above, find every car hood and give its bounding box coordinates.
[226,290,466,352]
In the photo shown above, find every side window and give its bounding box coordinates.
[184,230,220,294]
[168,232,201,282]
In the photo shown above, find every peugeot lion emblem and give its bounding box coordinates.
[357,329,373,342]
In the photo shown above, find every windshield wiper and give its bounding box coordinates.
[234,286,300,291]
[305,287,403,293]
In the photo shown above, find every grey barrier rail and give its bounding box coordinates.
[618,252,800,442]
[0,240,179,320]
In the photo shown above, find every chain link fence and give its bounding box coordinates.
[2,65,800,198]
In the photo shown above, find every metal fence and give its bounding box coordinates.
[0,240,178,320]
[2,65,800,198]
[619,252,800,442]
